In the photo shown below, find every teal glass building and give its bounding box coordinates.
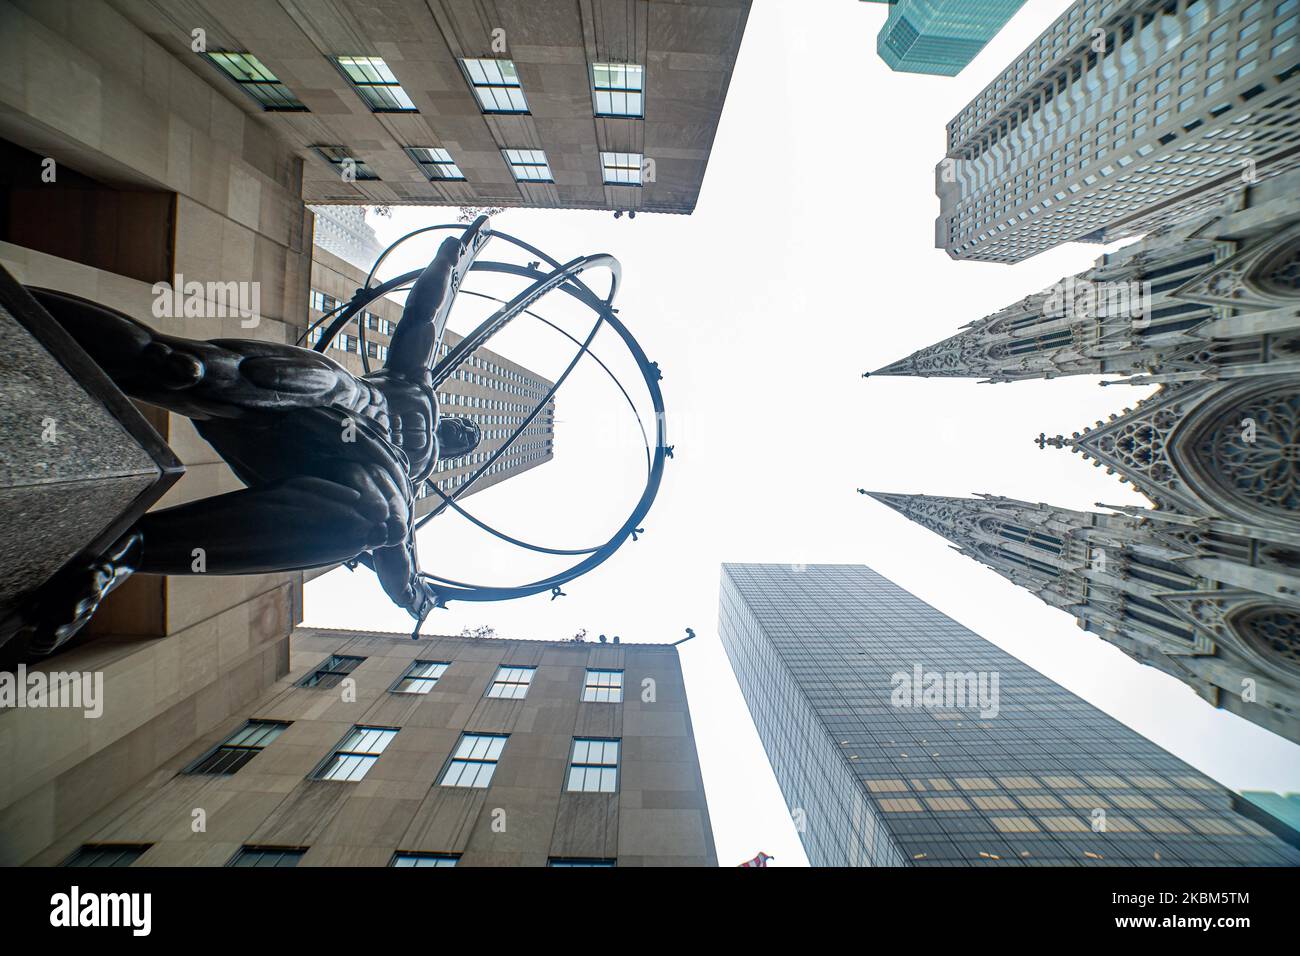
[868,0,1026,75]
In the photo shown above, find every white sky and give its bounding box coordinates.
[303,0,1300,866]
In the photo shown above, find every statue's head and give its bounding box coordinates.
[436,416,482,461]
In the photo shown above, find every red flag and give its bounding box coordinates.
[738,851,773,867]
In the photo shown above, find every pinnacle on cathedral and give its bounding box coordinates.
[863,171,1300,744]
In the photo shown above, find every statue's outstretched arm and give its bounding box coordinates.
[384,215,491,382]
[371,537,433,622]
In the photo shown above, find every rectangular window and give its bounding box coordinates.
[310,290,339,313]
[600,151,643,186]
[187,719,289,775]
[548,857,617,867]
[566,738,619,793]
[461,58,528,113]
[439,733,508,788]
[404,146,466,181]
[582,669,624,703]
[592,62,644,117]
[487,665,536,699]
[298,653,364,688]
[502,149,552,183]
[204,52,307,111]
[391,853,459,867]
[332,55,416,111]
[392,660,450,694]
[311,145,379,181]
[228,846,306,867]
[63,844,150,867]
[314,726,398,781]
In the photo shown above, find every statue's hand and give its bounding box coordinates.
[404,581,445,640]
[406,582,437,622]
[1,531,141,658]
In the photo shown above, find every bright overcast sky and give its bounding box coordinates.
[303,0,1300,866]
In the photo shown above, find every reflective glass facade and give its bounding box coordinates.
[876,0,1026,76]
[720,563,1300,866]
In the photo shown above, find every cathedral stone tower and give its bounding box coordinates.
[868,169,1300,743]
[865,491,1299,744]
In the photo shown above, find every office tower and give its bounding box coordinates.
[867,493,1300,743]
[1237,791,1300,846]
[114,0,751,215]
[308,206,384,272]
[307,246,556,517]
[880,168,1300,384]
[866,0,1027,76]
[869,169,1300,742]
[936,0,1300,263]
[11,628,716,867]
[720,563,1300,866]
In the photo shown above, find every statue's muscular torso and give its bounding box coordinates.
[363,370,438,484]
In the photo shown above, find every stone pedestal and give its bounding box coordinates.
[0,264,182,620]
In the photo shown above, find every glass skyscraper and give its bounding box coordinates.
[871,0,1027,76]
[720,563,1300,866]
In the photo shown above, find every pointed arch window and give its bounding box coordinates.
[1123,596,1195,642]
[1126,552,1196,591]
[986,521,1063,555]
[998,548,1060,577]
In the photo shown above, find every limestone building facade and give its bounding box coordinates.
[1,0,317,866]
[23,628,717,867]
[1,0,689,867]
[112,0,752,215]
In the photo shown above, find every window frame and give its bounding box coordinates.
[600,151,643,186]
[548,857,617,867]
[227,845,307,867]
[486,665,537,699]
[391,852,460,867]
[582,668,625,703]
[331,55,417,112]
[298,653,365,688]
[501,148,553,183]
[62,844,151,867]
[310,146,380,182]
[390,660,451,695]
[591,62,645,118]
[184,719,291,775]
[460,58,530,114]
[438,732,509,788]
[403,146,466,182]
[312,725,399,782]
[202,51,308,112]
[566,737,621,793]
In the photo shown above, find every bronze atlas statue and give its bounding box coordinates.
[0,216,667,658]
